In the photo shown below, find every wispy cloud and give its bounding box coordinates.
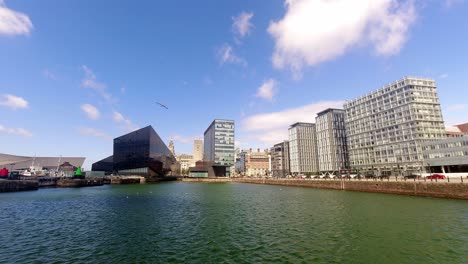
[0,94,28,110]
[268,0,416,77]
[113,111,138,132]
[0,124,32,137]
[256,79,278,102]
[0,1,33,36]
[78,127,112,141]
[444,0,465,8]
[446,104,468,112]
[217,43,247,66]
[80,104,100,120]
[439,73,449,79]
[81,65,115,103]
[232,11,254,39]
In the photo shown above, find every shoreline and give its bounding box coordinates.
[180,178,468,200]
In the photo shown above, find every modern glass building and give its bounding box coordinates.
[91,155,113,174]
[203,119,235,176]
[92,126,176,177]
[316,108,349,175]
[344,77,446,176]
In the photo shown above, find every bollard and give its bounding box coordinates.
[436,177,437,183]
[447,177,450,183]
[461,176,463,183]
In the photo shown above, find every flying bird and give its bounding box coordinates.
[156,102,168,109]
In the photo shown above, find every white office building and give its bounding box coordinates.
[288,122,319,174]
[316,108,349,175]
[343,77,445,176]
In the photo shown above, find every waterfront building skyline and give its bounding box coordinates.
[344,77,446,176]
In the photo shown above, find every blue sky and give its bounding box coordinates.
[1,0,467,169]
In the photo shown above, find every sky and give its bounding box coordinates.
[1,0,467,169]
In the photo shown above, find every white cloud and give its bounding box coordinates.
[439,73,449,79]
[78,127,112,141]
[112,111,138,132]
[0,94,28,109]
[245,128,289,147]
[232,11,254,38]
[241,100,344,146]
[446,104,468,112]
[0,124,32,137]
[0,1,33,36]
[268,0,416,75]
[242,100,345,131]
[217,43,247,66]
[256,79,277,101]
[81,65,115,103]
[80,104,100,120]
[113,111,124,122]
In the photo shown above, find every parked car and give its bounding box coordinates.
[426,174,445,179]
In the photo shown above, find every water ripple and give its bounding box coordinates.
[0,183,467,263]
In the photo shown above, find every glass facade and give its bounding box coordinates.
[422,136,468,167]
[111,126,176,177]
[203,119,234,177]
[91,155,113,174]
[204,119,235,166]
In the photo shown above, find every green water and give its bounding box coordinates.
[0,182,467,263]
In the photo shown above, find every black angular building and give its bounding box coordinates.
[92,126,176,177]
[92,155,113,173]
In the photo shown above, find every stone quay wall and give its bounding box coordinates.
[181,178,468,200]
[57,178,104,188]
[0,180,39,193]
